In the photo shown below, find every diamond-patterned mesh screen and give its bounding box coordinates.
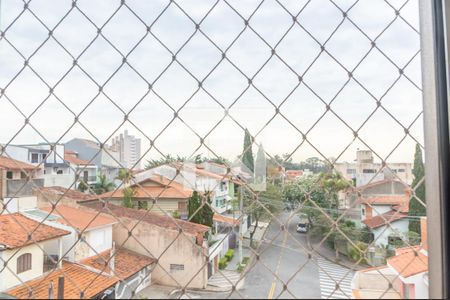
[0,0,426,299]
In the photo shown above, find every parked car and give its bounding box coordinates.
[297,213,310,233]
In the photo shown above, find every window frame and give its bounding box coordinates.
[16,253,32,274]
[419,1,450,297]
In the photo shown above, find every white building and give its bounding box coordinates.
[111,130,142,170]
[2,144,98,190]
[335,150,413,187]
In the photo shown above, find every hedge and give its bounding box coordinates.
[225,249,234,261]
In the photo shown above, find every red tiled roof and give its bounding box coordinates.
[37,186,94,201]
[83,202,210,236]
[0,214,70,250]
[81,247,156,280]
[40,205,117,231]
[64,152,92,165]
[363,210,408,229]
[358,195,409,206]
[93,185,192,200]
[0,156,37,171]
[388,248,428,278]
[213,214,240,226]
[7,262,117,299]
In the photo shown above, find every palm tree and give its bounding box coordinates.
[94,174,116,195]
[117,168,134,186]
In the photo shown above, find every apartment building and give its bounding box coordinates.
[335,150,413,187]
[111,130,142,170]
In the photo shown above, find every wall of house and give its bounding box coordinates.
[0,244,44,291]
[43,174,75,189]
[115,266,152,299]
[86,226,113,258]
[107,198,181,215]
[372,219,409,247]
[112,217,208,289]
[402,272,428,299]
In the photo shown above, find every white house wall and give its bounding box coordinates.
[372,219,409,247]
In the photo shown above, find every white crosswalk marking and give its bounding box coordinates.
[317,258,354,299]
[208,270,242,289]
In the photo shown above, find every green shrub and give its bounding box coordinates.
[242,256,250,265]
[219,257,228,269]
[225,249,234,261]
[237,264,244,273]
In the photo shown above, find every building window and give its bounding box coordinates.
[170,264,185,272]
[346,169,356,174]
[361,208,365,216]
[397,169,405,173]
[57,170,63,175]
[31,153,39,163]
[6,171,13,179]
[17,253,32,274]
[362,169,376,173]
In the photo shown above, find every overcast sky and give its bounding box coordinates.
[0,0,422,165]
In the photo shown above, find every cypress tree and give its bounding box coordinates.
[409,144,426,234]
[188,191,214,227]
[242,129,254,172]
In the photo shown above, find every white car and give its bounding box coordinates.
[296,222,309,233]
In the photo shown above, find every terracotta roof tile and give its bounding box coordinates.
[387,248,428,278]
[40,205,117,231]
[64,152,92,165]
[0,214,70,250]
[37,186,94,201]
[363,210,408,229]
[83,202,210,236]
[0,156,37,171]
[213,214,240,226]
[81,248,156,280]
[7,262,117,299]
[358,195,409,206]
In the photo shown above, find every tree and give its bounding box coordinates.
[254,144,266,185]
[94,174,115,195]
[117,168,134,185]
[188,191,214,227]
[145,154,186,169]
[244,184,283,248]
[409,144,426,234]
[123,187,136,208]
[242,129,254,173]
[77,180,89,193]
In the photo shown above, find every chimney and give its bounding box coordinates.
[420,217,428,251]
[57,276,65,299]
[109,242,116,276]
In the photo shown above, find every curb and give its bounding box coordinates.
[306,233,362,271]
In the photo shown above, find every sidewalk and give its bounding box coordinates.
[307,235,367,271]
[225,247,252,271]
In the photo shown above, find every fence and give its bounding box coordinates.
[0,0,433,299]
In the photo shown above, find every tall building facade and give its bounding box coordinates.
[335,150,413,187]
[111,130,142,170]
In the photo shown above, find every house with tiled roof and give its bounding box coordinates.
[136,163,237,214]
[0,213,70,292]
[354,179,412,247]
[64,150,98,188]
[86,175,193,217]
[352,217,429,299]
[9,204,156,299]
[83,202,211,289]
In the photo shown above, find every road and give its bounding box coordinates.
[140,212,354,299]
[236,211,354,299]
